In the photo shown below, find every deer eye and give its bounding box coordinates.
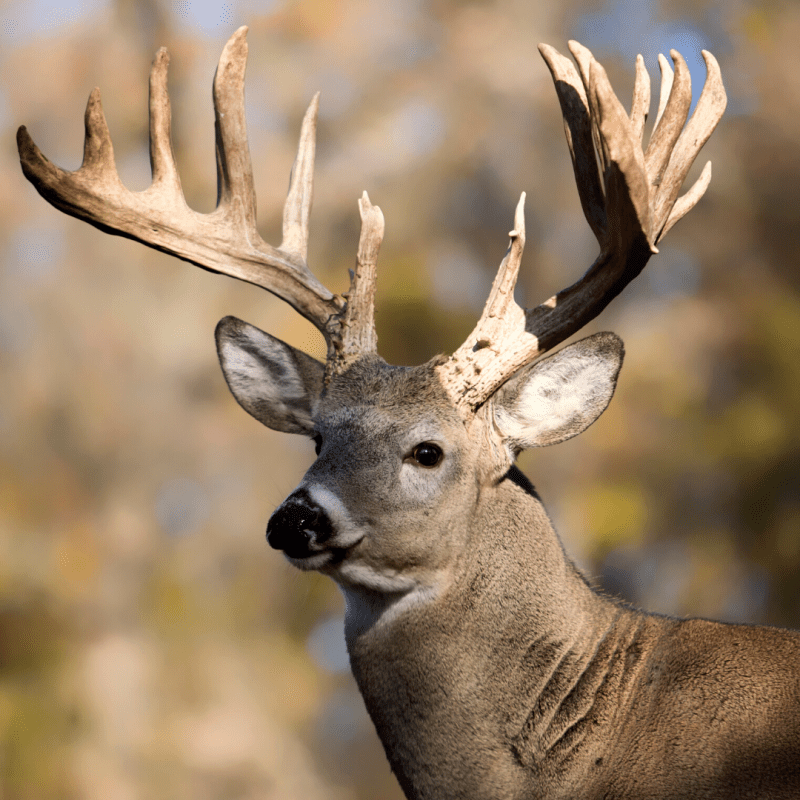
[411,442,443,468]
[312,434,322,455]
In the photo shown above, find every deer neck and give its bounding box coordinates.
[343,466,638,799]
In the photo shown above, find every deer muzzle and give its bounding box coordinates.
[267,488,335,560]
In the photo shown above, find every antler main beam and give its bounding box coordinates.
[16,26,389,365]
[437,42,726,411]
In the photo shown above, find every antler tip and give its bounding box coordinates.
[16,124,43,175]
[84,87,108,129]
[537,42,571,76]
[670,49,690,73]
[358,190,384,226]
[509,192,526,238]
[567,39,594,63]
[219,24,249,70]
[16,124,32,149]
[17,122,66,189]
[700,48,724,82]
[153,46,170,71]
[300,92,321,139]
[358,190,371,213]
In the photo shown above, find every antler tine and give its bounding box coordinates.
[569,41,610,182]
[17,26,346,354]
[213,27,257,235]
[630,55,650,143]
[538,43,606,245]
[437,42,725,413]
[17,87,120,223]
[654,49,727,240]
[645,50,692,189]
[149,47,182,195]
[660,160,712,239]
[282,93,319,262]
[330,192,385,374]
[653,53,675,131]
[436,194,538,409]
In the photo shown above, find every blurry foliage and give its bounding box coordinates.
[1,0,800,797]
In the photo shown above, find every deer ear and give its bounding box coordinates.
[492,332,623,451]
[215,316,325,435]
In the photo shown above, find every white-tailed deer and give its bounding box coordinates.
[18,26,800,800]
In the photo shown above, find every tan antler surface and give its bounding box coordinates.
[332,192,385,371]
[16,26,389,366]
[437,42,726,412]
[18,32,725,403]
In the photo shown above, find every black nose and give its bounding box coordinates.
[267,489,333,558]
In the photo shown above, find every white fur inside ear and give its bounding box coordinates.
[216,317,324,434]
[494,335,622,449]
[220,337,308,407]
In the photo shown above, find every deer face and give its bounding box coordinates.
[216,316,623,600]
[217,317,481,594]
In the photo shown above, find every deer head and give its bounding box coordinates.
[25,30,776,800]
[16,30,725,599]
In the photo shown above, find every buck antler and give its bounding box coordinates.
[17,31,725,405]
[16,26,384,373]
[436,43,726,411]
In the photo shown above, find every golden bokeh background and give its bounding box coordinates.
[1,0,799,797]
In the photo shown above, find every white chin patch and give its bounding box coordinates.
[338,568,439,633]
[335,562,419,593]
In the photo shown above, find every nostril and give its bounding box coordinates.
[266,507,302,550]
[266,497,333,556]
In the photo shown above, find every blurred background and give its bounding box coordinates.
[1,0,799,797]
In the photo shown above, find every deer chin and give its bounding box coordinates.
[285,537,364,571]
[284,551,335,571]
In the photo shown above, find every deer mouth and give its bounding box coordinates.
[284,543,357,572]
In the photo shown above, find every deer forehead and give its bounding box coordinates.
[316,358,467,441]
[299,405,474,522]
[322,357,452,404]
[317,406,450,442]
